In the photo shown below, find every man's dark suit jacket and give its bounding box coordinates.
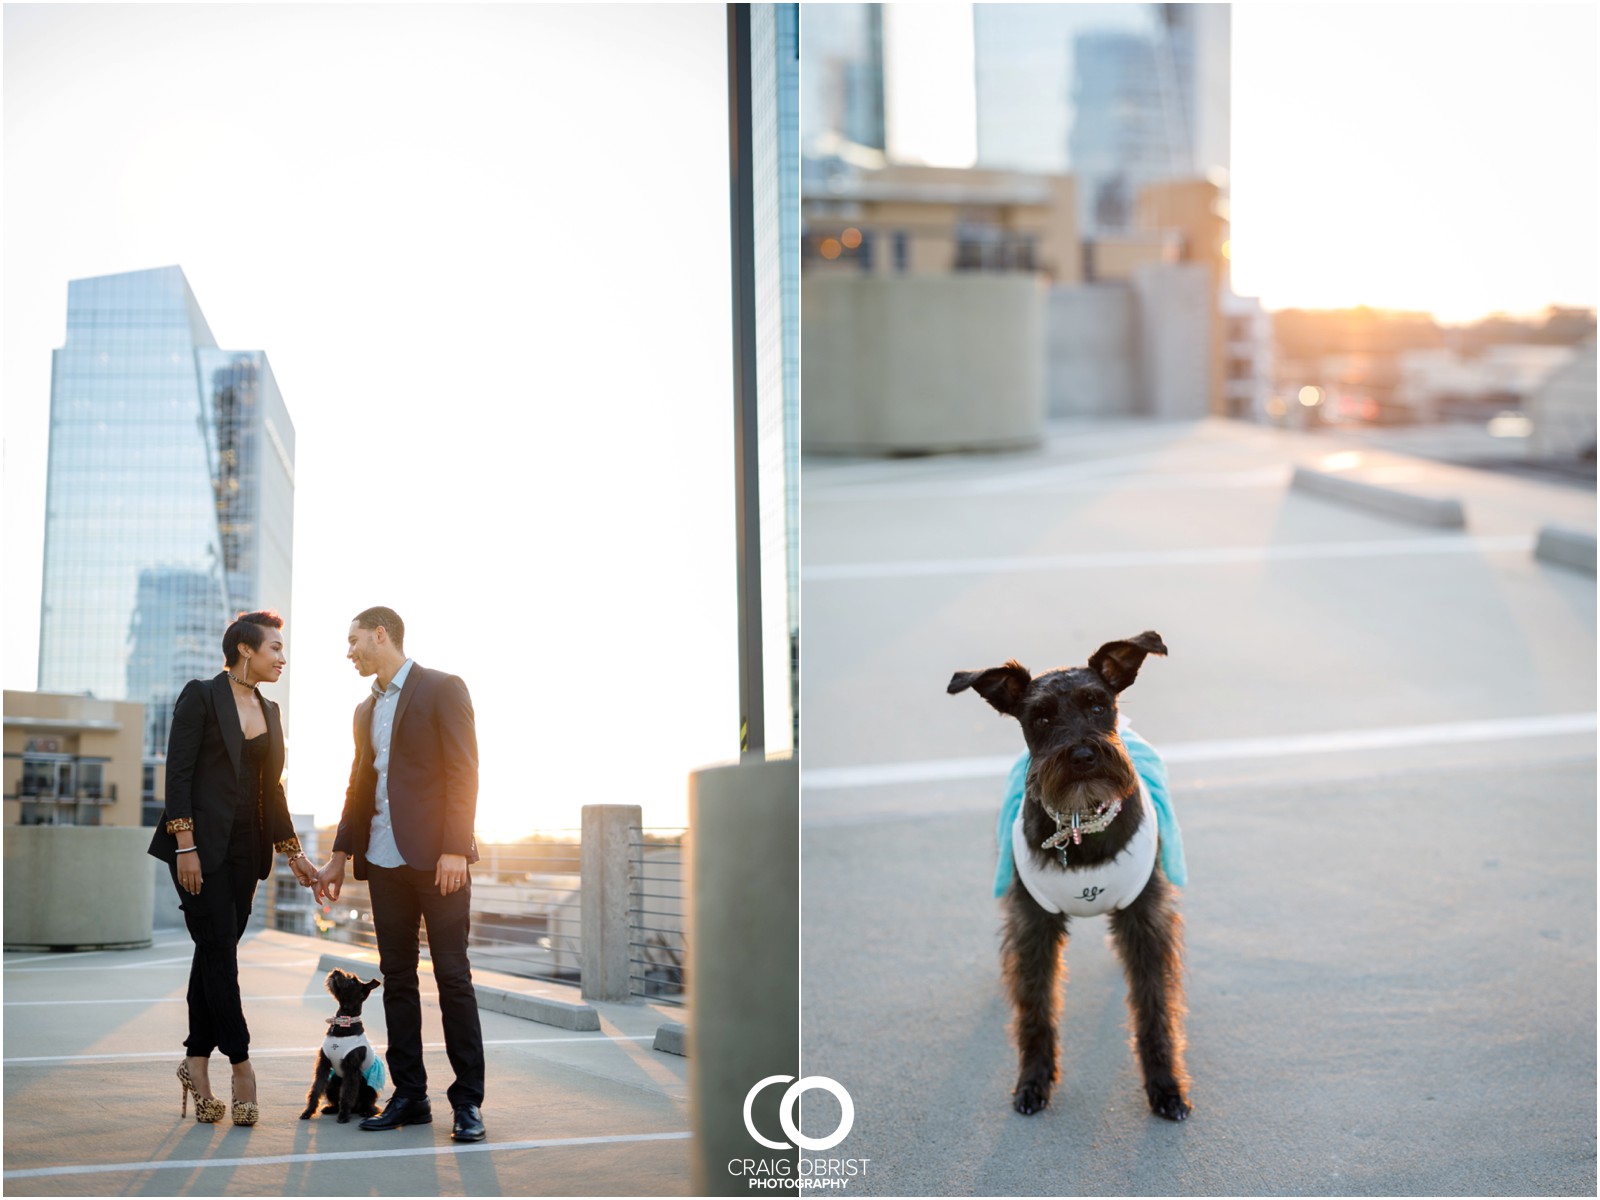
[147,672,295,878]
[332,663,479,880]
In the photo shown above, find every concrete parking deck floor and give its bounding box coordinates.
[800,418,1596,1196]
[3,929,690,1196]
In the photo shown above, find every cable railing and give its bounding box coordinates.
[283,819,689,1004]
[468,838,583,987]
[629,827,686,1005]
[302,837,586,990]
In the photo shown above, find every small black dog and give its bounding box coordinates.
[949,632,1190,1121]
[301,970,384,1123]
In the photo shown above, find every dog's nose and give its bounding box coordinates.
[1069,745,1097,769]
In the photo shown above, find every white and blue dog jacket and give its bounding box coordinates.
[323,1016,387,1092]
[994,724,1186,916]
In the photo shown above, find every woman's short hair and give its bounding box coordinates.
[223,610,285,666]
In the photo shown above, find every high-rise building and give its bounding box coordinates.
[751,3,800,753]
[973,4,1230,234]
[1069,29,1178,231]
[1160,4,1231,185]
[37,265,295,774]
[974,3,1154,174]
[800,3,885,159]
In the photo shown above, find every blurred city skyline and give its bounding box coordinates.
[4,5,743,835]
[802,2,1597,324]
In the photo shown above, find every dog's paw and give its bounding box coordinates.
[1147,1085,1191,1122]
[321,1103,338,1113]
[299,1109,315,1120]
[1012,1081,1052,1116]
[336,1113,351,1124]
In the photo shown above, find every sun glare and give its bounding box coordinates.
[1231,6,1595,322]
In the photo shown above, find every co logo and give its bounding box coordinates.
[741,1075,854,1151]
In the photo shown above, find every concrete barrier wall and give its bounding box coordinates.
[1047,284,1137,418]
[803,274,1045,454]
[4,826,155,949]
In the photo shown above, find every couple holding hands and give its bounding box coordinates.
[147,606,487,1143]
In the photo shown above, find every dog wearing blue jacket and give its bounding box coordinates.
[301,970,386,1123]
[949,632,1191,1121]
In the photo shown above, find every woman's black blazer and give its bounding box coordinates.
[146,672,296,879]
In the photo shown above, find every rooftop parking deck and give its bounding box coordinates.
[3,929,691,1196]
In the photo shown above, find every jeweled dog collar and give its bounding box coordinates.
[1039,798,1124,851]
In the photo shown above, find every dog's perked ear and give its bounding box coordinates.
[361,976,381,995]
[1088,632,1167,693]
[947,659,1032,716]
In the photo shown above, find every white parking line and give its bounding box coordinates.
[3,956,320,974]
[3,937,192,966]
[802,713,1598,790]
[1,1129,693,1180]
[803,534,1536,582]
[5,1034,656,1066]
[808,448,1188,500]
[813,464,1291,501]
[5,994,310,1007]
[3,954,196,972]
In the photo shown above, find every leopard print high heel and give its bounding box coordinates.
[177,1060,227,1123]
[231,1063,260,1126]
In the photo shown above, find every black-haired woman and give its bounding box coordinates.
[148,610,316,1125]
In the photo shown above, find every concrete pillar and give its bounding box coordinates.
[1132,262,1212,418]
[580,803,640,1001]
[802,275,1046,454]
[4,826,154,949]
[1047,283,1137,417]
[687,755,799,1196]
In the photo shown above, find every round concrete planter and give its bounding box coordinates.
[3,826,155,950]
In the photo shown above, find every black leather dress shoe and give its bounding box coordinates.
[451,1103,486,1142]
[359,1096,432,1131]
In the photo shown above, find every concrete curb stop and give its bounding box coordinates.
[475,983,600,1031]
[1290,465,1466,528]
[314,951,600,1032]
[1534,524,1598,574]
[653,1021,688,1057]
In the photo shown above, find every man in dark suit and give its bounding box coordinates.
[314,606,486,1142]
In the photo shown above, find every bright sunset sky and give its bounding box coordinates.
[3,5,741,836]
[1230,3,1597,322]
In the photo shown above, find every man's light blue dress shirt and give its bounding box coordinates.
[366,658,414,868]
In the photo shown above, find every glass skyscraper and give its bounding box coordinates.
[799,3,885,159]
[973,4,1231,232]
[37,265,295,764]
